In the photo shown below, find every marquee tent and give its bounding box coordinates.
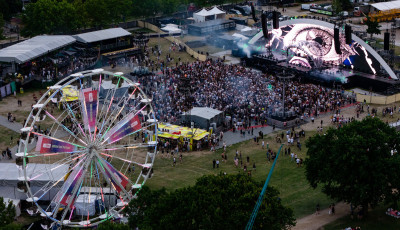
[193,6,226,22]
[0,35,76,64]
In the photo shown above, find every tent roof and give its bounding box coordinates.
[0,163,69,182]
[0,35,76,64]
[161,24,182,33]
[208,6,225,15]
[371,0,400,11]
[189,107,223,120]
[194,8,210,16]
[73,28,131,44]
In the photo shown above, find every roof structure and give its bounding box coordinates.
[0,163,69,184]
[189,107,223,120]
[208,6,225,15]
[371,0,400,11]
[188,19,232,28]
[73,28,131,44]
[0,35,76,64]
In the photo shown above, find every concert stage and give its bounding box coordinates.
[246,54,400,95]
[241,18,400,94]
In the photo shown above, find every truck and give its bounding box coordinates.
[353,4,371,17]
[301,4,310,10]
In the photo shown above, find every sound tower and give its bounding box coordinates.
[261,13,268,39]
[334,28,342,54]
[272,11,279,29]
[384,32,390,50]
[345,25,352,44]
[251,4,258,22]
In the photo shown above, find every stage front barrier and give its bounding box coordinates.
[137,21,207,61]
[356,93,400,105]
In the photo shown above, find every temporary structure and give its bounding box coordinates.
[161,24,182,34]
[193,6,226,22]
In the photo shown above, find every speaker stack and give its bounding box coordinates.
[261,13,268,39]
[251,4,258,22]
[272,11,279,29]
[345,25,352,45]
[384,31,390,50]
[334,27,342,54]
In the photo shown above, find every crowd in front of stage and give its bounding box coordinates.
[135,58,356,130]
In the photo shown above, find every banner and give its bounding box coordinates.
[81,88,98,132]
[0,86,5,98]
[104,113,142,144]
[35,136,77,154]
[55,166,84,208]
[98,158,129,194]
[6,84,11,95]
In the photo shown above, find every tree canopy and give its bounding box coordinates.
[365,16,382,38]
[21,0,235,37]
[0,197,16,227]
[125,174,295,230]
[305,117,400,211]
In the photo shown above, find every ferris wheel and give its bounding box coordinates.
[16,69,158,228]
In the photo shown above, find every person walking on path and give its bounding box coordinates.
[316,203,320,215]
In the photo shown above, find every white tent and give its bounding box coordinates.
[161,24,182,34]
[193,7,226,22]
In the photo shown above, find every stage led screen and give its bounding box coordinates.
[265,24,380,75]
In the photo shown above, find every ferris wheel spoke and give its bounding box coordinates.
[27,149,86,158]
[54,158,89,221]
[100,104,149,145]
[58,99,89,143]
[28,153,87,183]
[31,156,88,209]
[101,122,154,146]
[102,142,155,151]
[44,111,87,146]
[95,156,132,201]
[97,87,135,139]
[97,88,138,141]
[99,152,150,168]
[58,88,89,142]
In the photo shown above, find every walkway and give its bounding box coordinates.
[0,115,23,133]
[217,125,279,149]
[293,202,349,230]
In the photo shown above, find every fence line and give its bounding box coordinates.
[137,21,207,61]
[356,93,400,105]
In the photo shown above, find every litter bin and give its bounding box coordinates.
[20,87,24,94]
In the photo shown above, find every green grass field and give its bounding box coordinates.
[145,129,334,219]
[0,126,19,150]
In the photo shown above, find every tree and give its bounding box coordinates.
[125,174,295,230]
[0,13,5,40]
[305,117,400,213]
[21,0,79,36]
[0,197,16,227]
[365,15,382,38]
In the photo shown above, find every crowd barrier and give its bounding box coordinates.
[137,21,207,61]
[356,93,400,105]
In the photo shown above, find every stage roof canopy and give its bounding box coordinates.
[0,35,76,64]
[189,107,223,120]
[73,28,131,44]
[371,0,400,11]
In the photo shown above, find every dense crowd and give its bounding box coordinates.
[135,59,356,128]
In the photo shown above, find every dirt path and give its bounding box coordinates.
[292,202,349,230]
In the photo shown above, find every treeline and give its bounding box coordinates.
[21,0,234,37]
